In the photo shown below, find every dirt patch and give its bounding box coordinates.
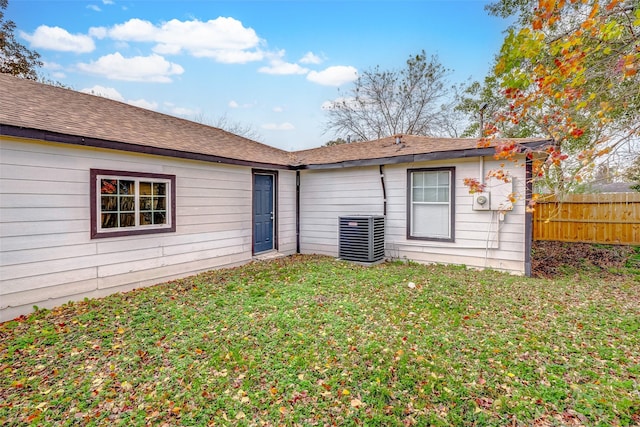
[531,241,639,278]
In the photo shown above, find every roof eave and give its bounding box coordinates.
[1,123,552,170]
[298,139,552,170]
[1,124,294,170]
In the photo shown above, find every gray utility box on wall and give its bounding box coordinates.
[338,215,385,263]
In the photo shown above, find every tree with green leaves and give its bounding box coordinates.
[0,0,42,79]
[455,74,541,138]
[462,0,639,202]
[323,50,454,141]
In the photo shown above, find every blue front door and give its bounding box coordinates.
[253,173,274,253]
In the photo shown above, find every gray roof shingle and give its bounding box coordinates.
[1,74,550,168]
[294,134,548,167]
[0,74,294,167]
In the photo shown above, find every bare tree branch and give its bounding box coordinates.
[323,51,454,141]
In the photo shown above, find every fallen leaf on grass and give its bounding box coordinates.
[476,397,493,409]
[350,398,364,408]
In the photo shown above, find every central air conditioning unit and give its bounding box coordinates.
[338,215,385,263]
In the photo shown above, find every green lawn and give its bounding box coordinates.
[1,254,639,426]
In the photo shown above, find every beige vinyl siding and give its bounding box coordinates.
[298,158,527,274]
[277,171,297,255]
[299,167,384,256]
[385,158,527,273]
[0,137,295,321]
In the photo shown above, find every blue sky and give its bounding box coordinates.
[8,0,511,151]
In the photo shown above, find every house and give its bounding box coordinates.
[0,74,550,321]
[589,182,637,193]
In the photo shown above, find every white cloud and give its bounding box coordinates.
[97,18,157,41]
[262,122,295,131]
[129,99,159,110]
[307,65,358,86]
[157,103,199,117]
[169,106,197,116]
[77,52,184,82]
[88,26,107,39]
[158,18,260,51]
[258,60,308,75]
[41,61,67,79]
[103,0,114,4]
[21,25,95,53]
[192,49,265,64]
[87,4,101,12]
[273,106,284,113]
[299,52,322,65]
[81,85,125,101]
[80,85,159,110]
[92,17,264,64]
[42,61,63,70]
[114,41,130,50]
[228,100,256,108]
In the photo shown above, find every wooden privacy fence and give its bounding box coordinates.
[533,193,640,245]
